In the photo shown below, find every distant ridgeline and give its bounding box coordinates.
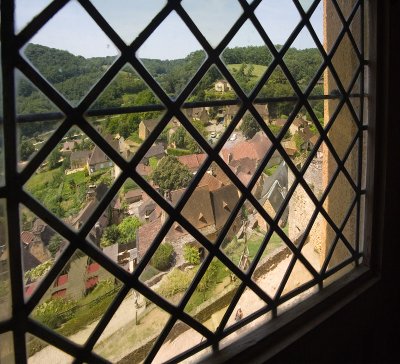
[18,43,323,138]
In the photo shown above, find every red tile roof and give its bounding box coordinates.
[20,231,36,246]
[177,154,207,171]
[137,218,162,259]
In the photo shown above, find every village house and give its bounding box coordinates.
[254,103,270,124]
[221,131,272,164]
[70,183,111,246]
[70,150,91,169]
[184,108,210,125]
[61,141,76,154]
[224,105,240,126]
[177,153,207,173]
[25,256,112,301]
[138,119,159,141]
[142,143,165,165]
[214,79,232,92]
[87,146,113,175]
[20,231,50,264]
[289,118,308,135]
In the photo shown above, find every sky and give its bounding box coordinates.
[16,0,322,60]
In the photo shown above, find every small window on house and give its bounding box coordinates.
[1,0,371,363]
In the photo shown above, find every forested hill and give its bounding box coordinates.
[18,43,322,116]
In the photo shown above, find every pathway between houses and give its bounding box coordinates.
[28,244,320,364]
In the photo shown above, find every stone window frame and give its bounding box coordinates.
[0,0,379,363]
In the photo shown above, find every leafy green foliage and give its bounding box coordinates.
[197,259,225,298]
[183,244,201,265]
[118,216,142,244]
[32,297,77,329]
[151,243,174,271]
[20,138,35,160]
[156,268,195,298]
[100,216,142,248]
[25,259,54,282]
[48,148,62,170]
[151,156,192,192]
[240,113,261,139]
[48,235,64,257]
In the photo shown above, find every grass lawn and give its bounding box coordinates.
[25,167,61,190]
[223,225,289,267]
[227,64,267,78]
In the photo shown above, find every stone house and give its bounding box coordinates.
[142,144,165,165]
[136,218,162,261]
[215,80,232,92]
[25,255,112,301]
[138,119,159,141]
[20,231,50,264]
[70,150,91,169]
[289,118,308,135]
[184,108,210,126]
[87,145,113,175]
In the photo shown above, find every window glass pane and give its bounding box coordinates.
[4,0,368,362]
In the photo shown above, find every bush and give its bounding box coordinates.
[183,244,201,265]
[32,297,77,329]
[24,259,54,282]
[151,243,174,271]
[156,268,194,298]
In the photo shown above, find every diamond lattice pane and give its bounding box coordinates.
[140,225,208,306]
[179,162,241,244]
[0,200,11,321]
[29,250,122,346]
[138,11,207,99]
[182,0,243,48]
[184,65,240,147]
[15,0,52,33]
[26,333,73,363]
[24,127,115,229]
[222,20,273,95]
[22,0,119,106]
[152,320,206,364]
[284,27,323,93]
[91,0,167,45]
[0,332,14,363]
[255,0,301,50]
[251,230,292,299]
[252,156,295,222]
[225,287,267,330]
[93,292,170,363]
[324,171,356,229]
[137,123,207,206]
[279,258,314,299]
[221,200,271,272]
[20,204,69,300]
[221,112,272,186]
[184,257,241,333]
[332,34,360,92]
[16,71,64,171]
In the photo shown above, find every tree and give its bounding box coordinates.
[20,139,35,161]
[48,149,62,170]
[48,235,64,257]
[117,216,142,244]
[100,225,120,248]
[151,243,174,271]
[240,114,261,139]
[183,244,201,265]
[151,156,192,192]
[170,126,186,148]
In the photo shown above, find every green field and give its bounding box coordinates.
[227,64,267,78]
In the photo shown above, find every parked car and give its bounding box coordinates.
[210,131,216,138]
[229,133,237,141]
